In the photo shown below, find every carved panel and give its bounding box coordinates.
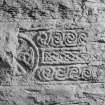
[0,0,105,105]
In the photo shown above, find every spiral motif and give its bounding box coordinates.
[38,67,54,81]
[77,32,88,45]
[51,31,63,47]
[68,67,80,80]
[81,67,92,80]
[54,67,68,81]
[64,31,77,46]
[36,31,50,47]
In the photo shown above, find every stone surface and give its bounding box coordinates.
[0,0,105,105]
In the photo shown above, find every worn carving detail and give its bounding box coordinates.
[35,30,89,48]
[35,65,104,82]
[39,48,92,65]
[64,31,77,46]
[35,31,50,47]
[0,0,105,105]
[16,35,38,72]
[77,31,88,45]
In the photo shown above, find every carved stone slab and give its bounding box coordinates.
[0,0,105,105]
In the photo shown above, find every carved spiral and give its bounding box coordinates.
[81,67,92,80]
[54,67,68,81]
[77,32,88,45]
[68,67,80,80]
[36,31,50,47]
[51,31,63,47]
[37,67,54,81]
[64,31,77,46]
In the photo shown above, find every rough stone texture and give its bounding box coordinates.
[0,0,105,105]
